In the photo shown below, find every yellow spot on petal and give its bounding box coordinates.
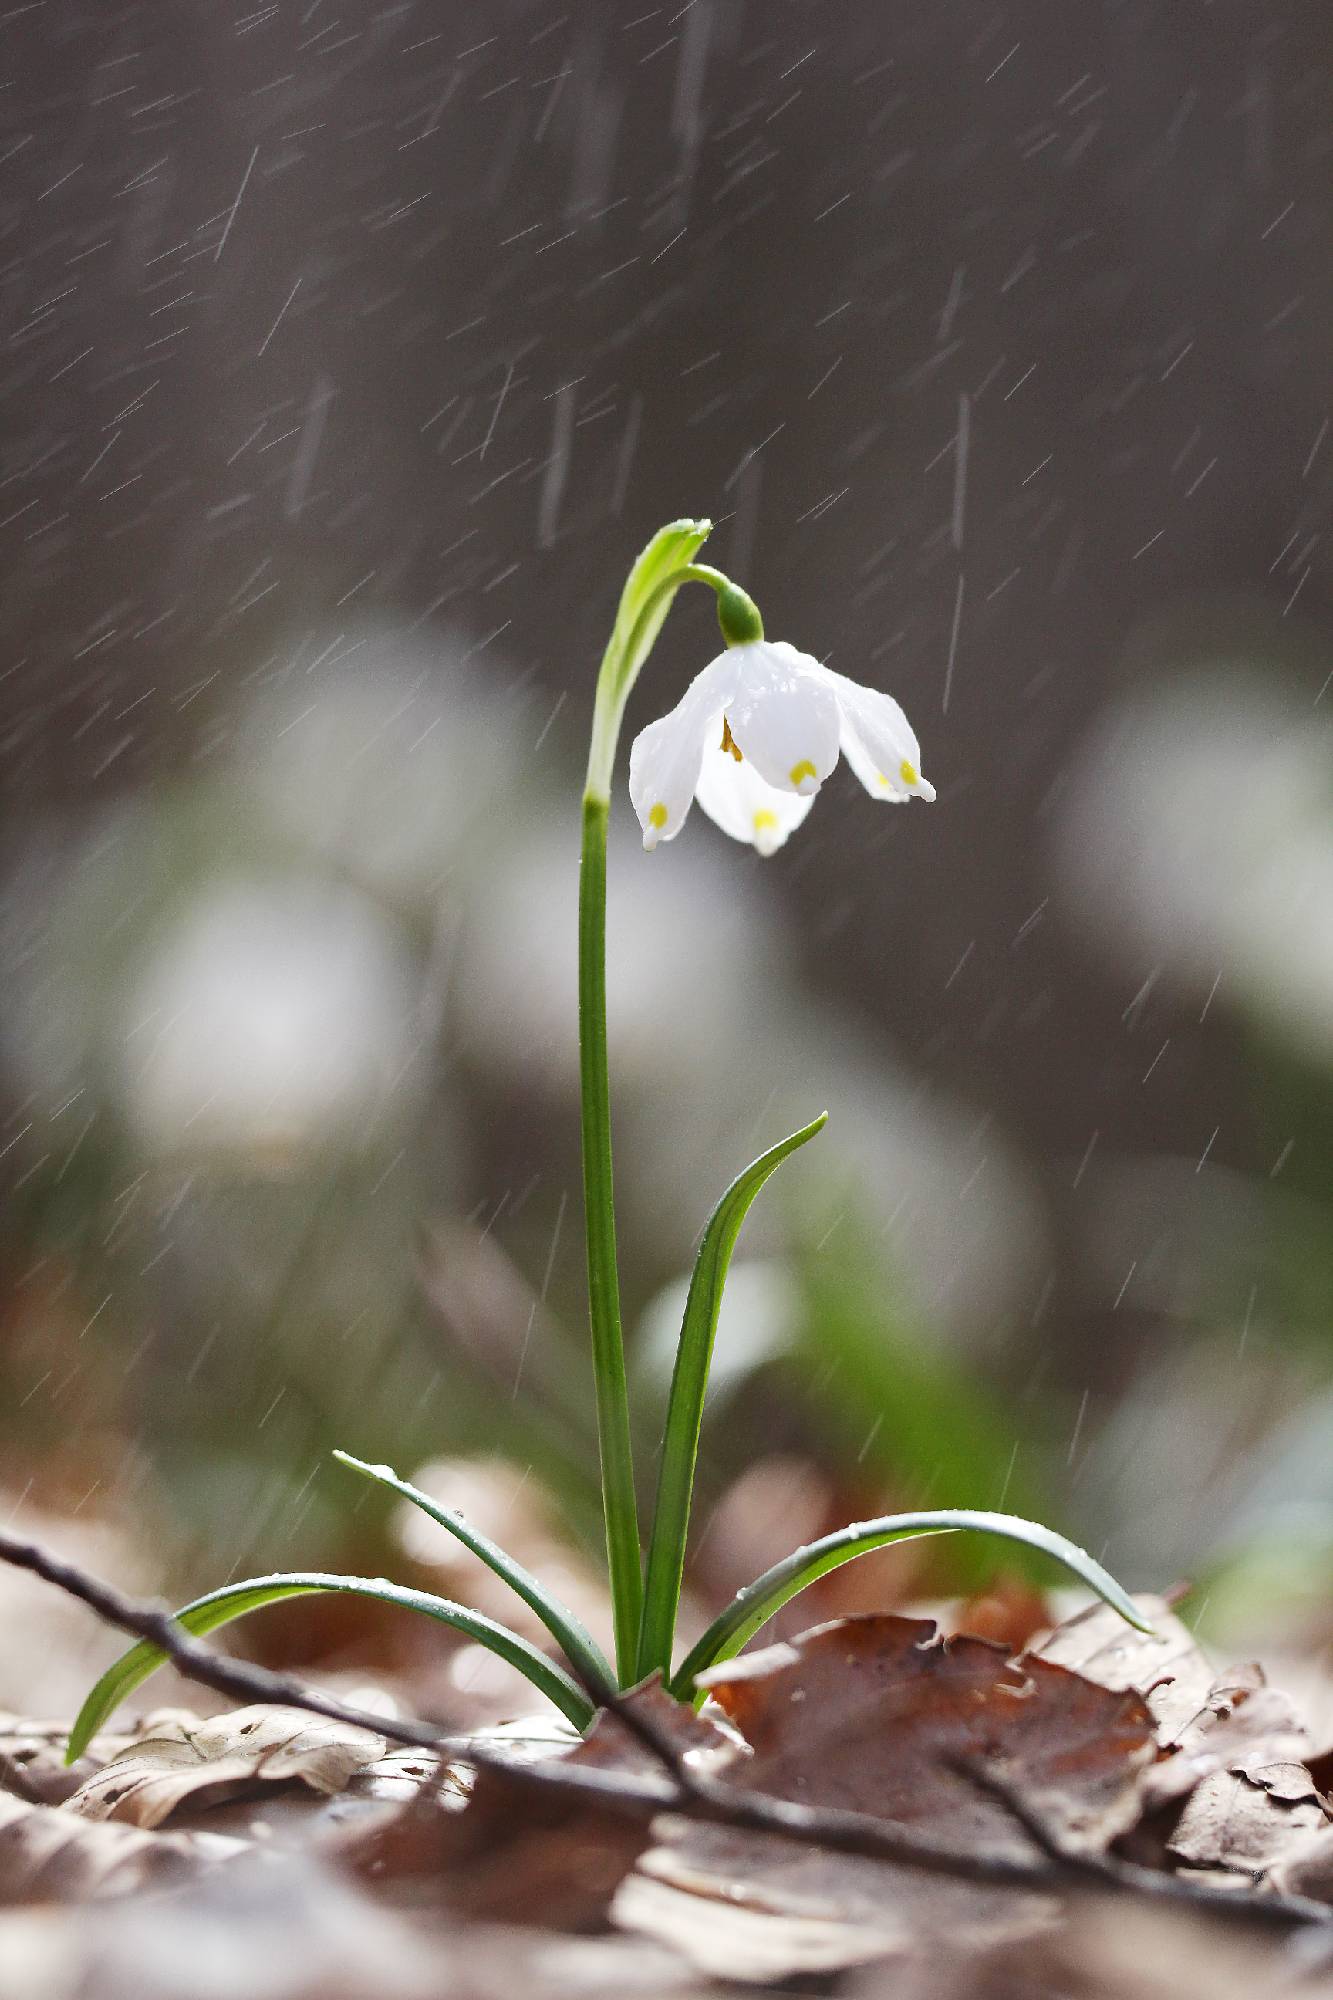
[649,803,668,829]
[899,759,919,787]
[753,809,778,833]
[789,759,817,786]
[720,716,743,762]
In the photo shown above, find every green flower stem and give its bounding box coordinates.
[580,521,763,1685]
[579,787,642,1682]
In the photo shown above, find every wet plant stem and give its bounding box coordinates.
[579,539,758,1685]
[579,787,641,1682]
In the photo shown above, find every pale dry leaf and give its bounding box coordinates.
[1268,1819,1333,1905]
[1166,1755,1331,1879]
[1,1714,149,1807]
[0,1792,244,1906]
[0,1872,712,2000]
[1143,1665,1315,1810]
[0,1852,446,2000]
[615,1867,907,1985]
[449,1923,709,2000]
[66,1705,387,1830]
[344,1745,461,1807]
[854,1891,1333,2000]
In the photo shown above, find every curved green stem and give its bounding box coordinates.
[579,518,764,1684]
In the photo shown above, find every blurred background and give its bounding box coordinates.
[2,0,1331,1721]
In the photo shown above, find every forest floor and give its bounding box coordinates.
[4,1522,1333,2000]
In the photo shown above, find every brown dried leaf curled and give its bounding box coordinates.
[618,1614,1156,1981]
[699,1612,1155,1858]
[1033,1593,1216,1743]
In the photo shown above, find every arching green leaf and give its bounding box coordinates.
[637,1113,827,1678]
[68,1570,594,1762]
[669,1510,1151,1702]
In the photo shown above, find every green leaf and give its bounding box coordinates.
[668,1510,1151,1702]
[333,1451,615,1699]
[67,1570,595,1762]
[637,1113,828,1679]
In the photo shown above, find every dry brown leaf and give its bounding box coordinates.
[65,1705,387,1830]
[345,1684,729,1933]
[1144,1664,1315,1811]
[700,1612,1155,1856]
[1166,1753,1331,1878]
[0,1793,244,1905]
[1033,1593,1217,1742]
[616,1613,1155,1981]
[1036,1596,1333,1883]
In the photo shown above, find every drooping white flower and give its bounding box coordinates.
[628,640,935,856]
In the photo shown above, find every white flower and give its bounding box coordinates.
[628,640,935,856]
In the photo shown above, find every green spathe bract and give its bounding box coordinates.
[69,520,1147,1758]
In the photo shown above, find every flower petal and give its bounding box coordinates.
[829,672,936,802]
[629,655,738,850]
[723,642,842,797]
[694,739,817,855]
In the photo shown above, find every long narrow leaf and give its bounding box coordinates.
[637,1113,828,1678]
[67,1570,595,1761]
[333,1450,615,1698]
[668,1510,1151,1701]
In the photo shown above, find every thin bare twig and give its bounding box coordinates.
[582,1680,1333,1932]
[2,1524,1330,1931]
[0,1525,453,1755]
[950,1753,1333,1931]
